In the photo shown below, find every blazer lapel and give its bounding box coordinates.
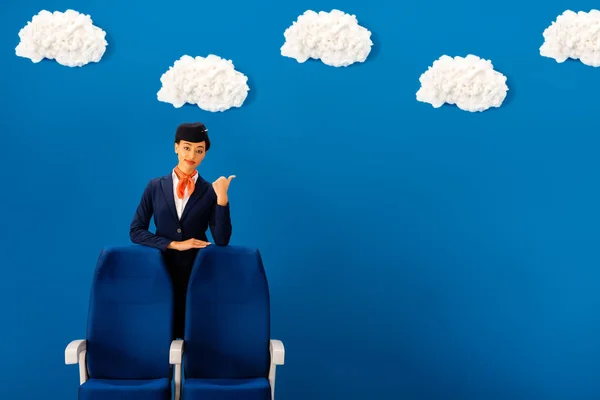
[181,178,210,221]
[160,174,179,221]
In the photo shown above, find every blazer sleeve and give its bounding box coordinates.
[209,201,232,246]
[129,181,173,251]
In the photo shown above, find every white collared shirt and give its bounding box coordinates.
[172,170,198,219]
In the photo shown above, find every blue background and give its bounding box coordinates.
[2,0,600,398]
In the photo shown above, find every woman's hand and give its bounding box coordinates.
[213,175,235,205]
[168,239,211,251]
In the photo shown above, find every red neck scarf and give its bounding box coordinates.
[174,166,197,199]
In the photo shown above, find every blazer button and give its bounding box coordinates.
[177,228,182,233]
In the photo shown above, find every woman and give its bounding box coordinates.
[129,121,235,338]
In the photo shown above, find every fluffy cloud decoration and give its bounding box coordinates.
[416,55,509,112]
[281,9,373,67]
[157,54,250,112]
[540,10,600,67]
[15,9,107,67]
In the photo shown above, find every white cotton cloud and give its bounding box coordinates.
[15,9,107,67]
[281,9,373,67]
[416,54,509,113]
[540,10,600,67]
[157,54,249,113]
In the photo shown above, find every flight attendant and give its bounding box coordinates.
[129,122,234,338]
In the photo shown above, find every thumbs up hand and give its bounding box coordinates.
[213,175,235,205]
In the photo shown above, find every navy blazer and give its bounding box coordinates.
[129,172,232,267]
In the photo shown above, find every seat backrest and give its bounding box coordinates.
[86,245,173,380]
[184,246,271,379]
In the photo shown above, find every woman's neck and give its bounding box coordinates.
[176,164,196,176]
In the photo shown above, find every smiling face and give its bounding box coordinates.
[175,140,206,174]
